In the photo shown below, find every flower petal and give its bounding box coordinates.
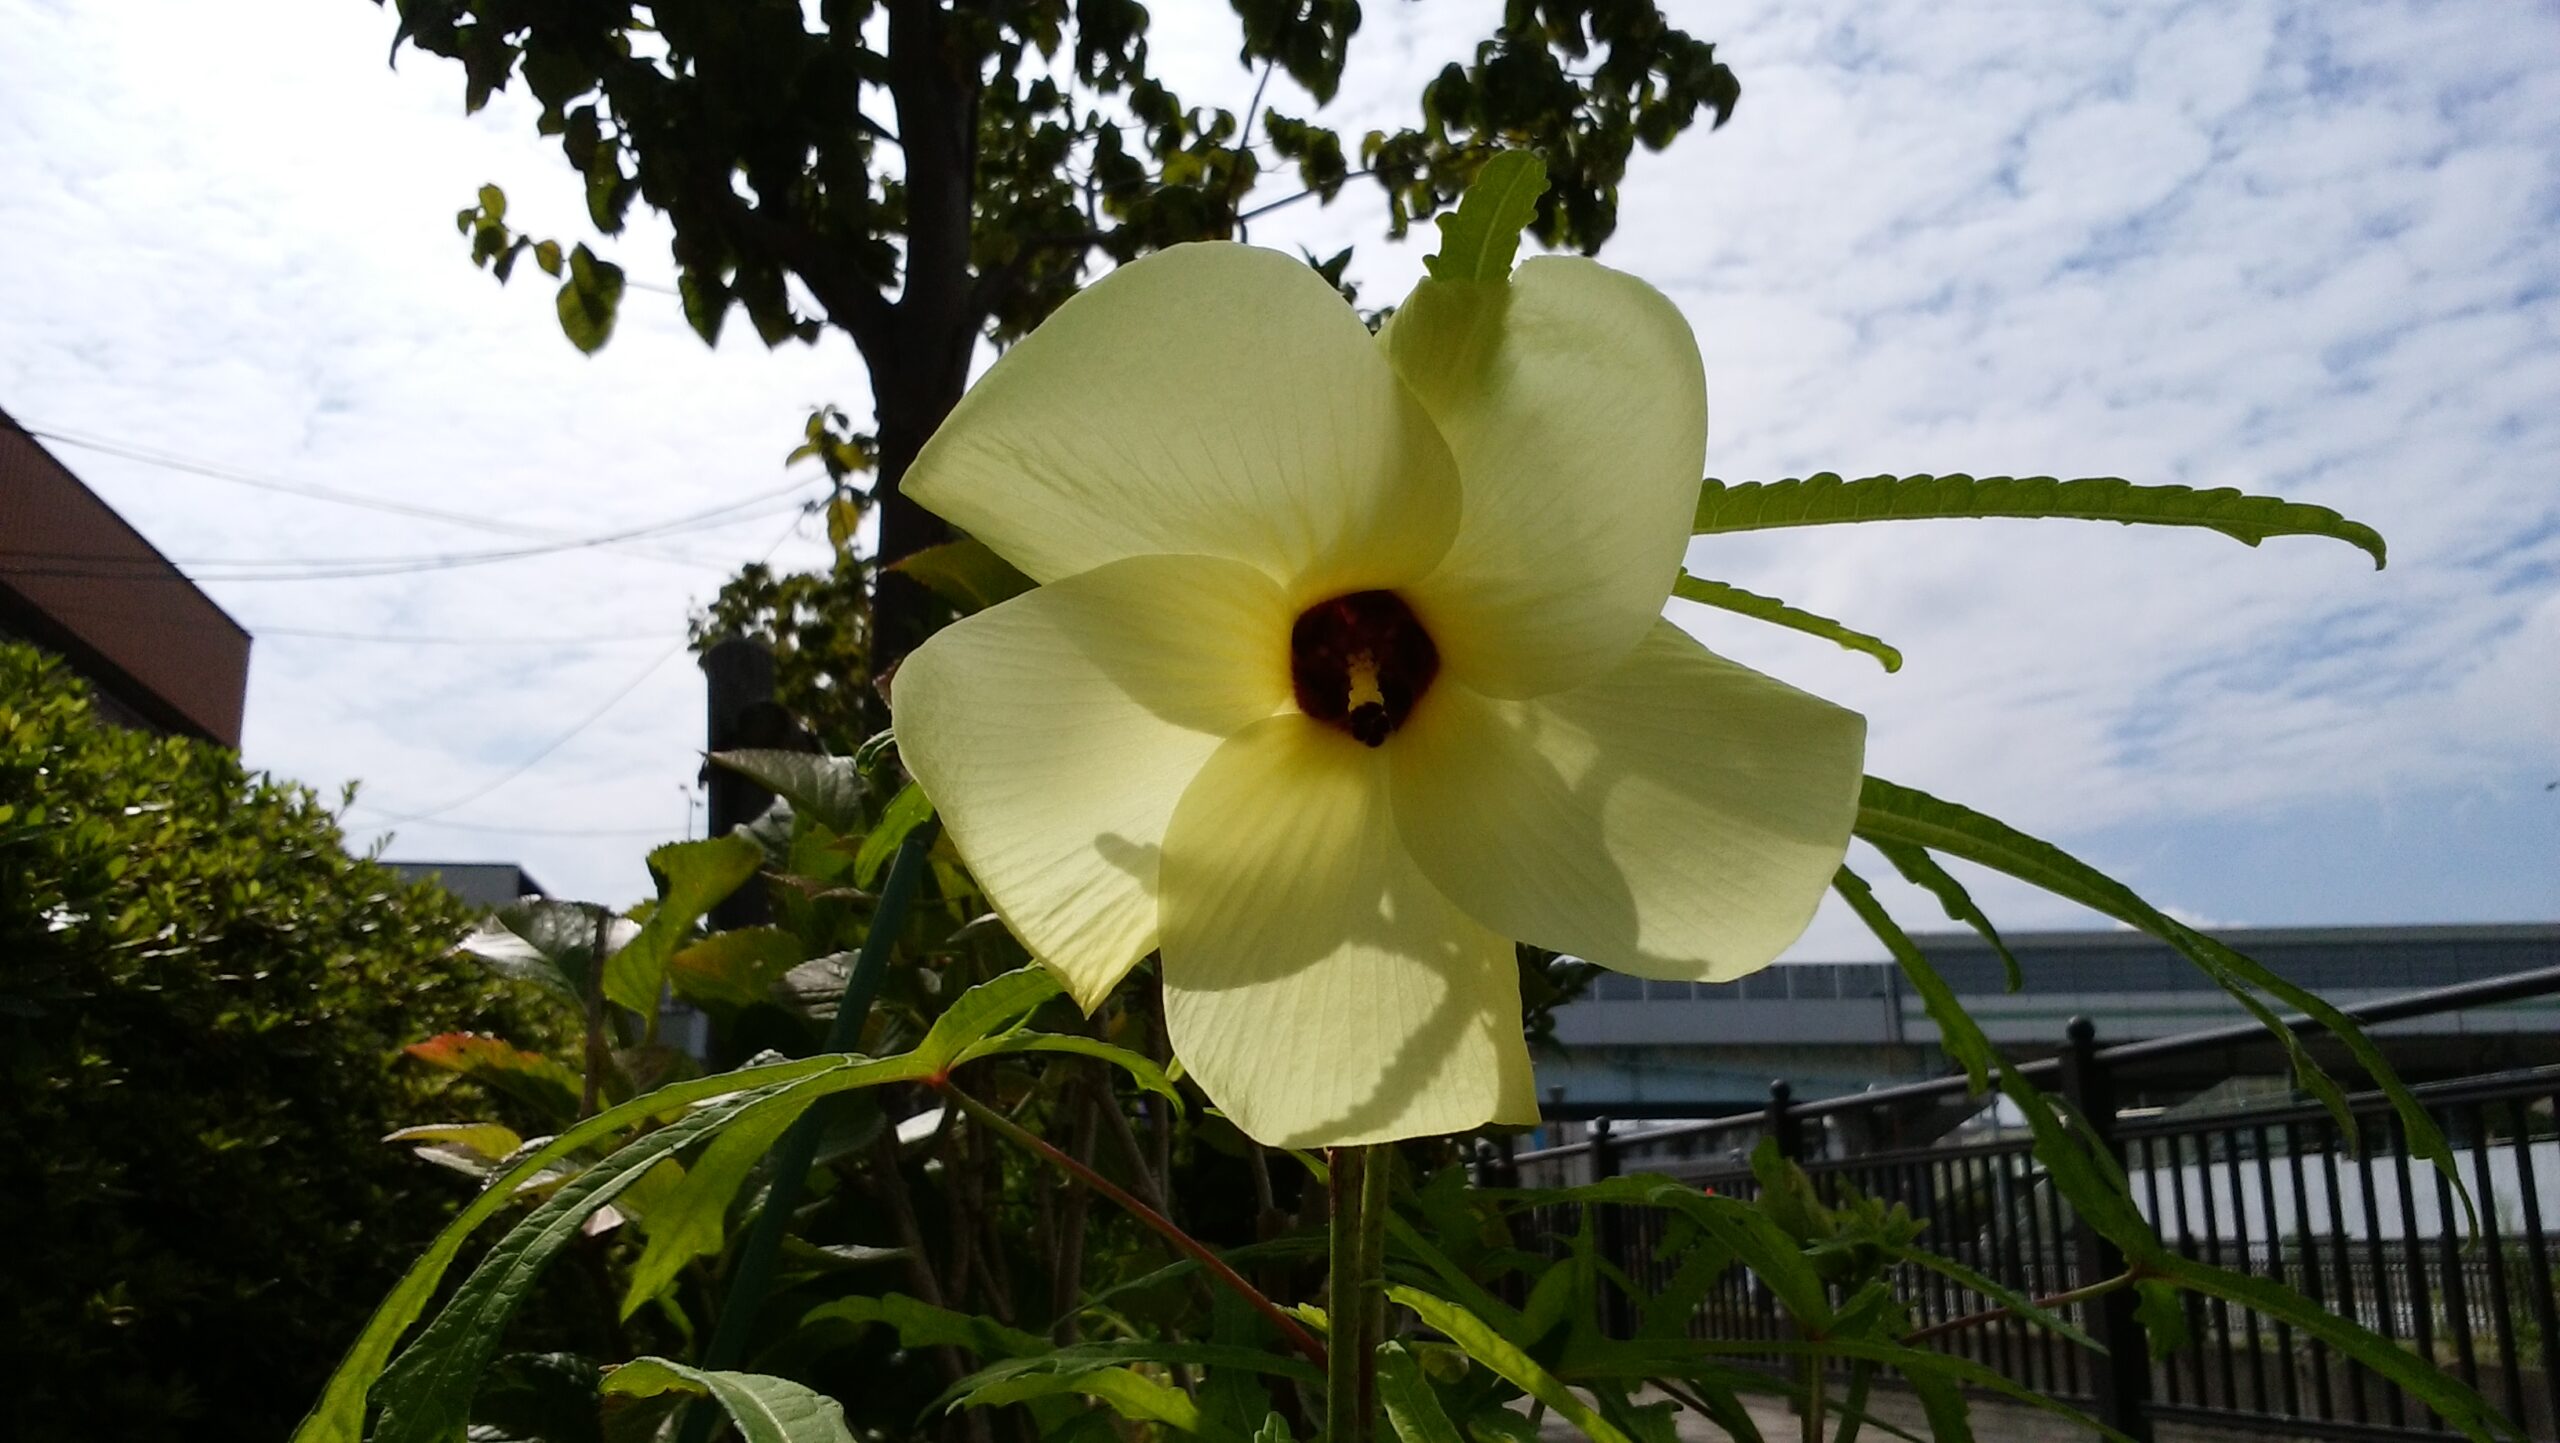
[1158,715,1541,1148]
[1387,257,1707,698]
[905,243,1462,600]
[891,554,1293,1009]
[1389,619,1865,982]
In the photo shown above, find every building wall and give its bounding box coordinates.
[0,411,251,746]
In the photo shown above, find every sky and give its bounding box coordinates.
[2,0,2552,961]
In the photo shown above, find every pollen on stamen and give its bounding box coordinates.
[1290,592,1438,747]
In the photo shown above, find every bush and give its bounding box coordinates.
[0,643,558,1441]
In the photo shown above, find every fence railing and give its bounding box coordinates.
[1492,964,2560,1442]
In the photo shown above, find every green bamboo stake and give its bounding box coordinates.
[673,821,937,1443]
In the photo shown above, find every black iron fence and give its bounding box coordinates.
[1495,964,2560,1442]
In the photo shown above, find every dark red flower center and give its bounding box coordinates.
[1290,590,1439,747]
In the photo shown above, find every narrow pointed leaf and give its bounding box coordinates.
[1693,473,2386,567]
[602,1358,853,1443]
[1387,1287,1636,1443]
[959,1030,1181,1109]
[372,1068,877,1443]
[620,1083,830,1319]
[292,1056,846,1443]
[1670,574,1901,672]
[2159,1257,2520,1441]
[1867,840,2020,991]
[1853,775,2464,1211]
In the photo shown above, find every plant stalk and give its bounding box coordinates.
[1327,1145,1391,1443]
[673,822,937,1443]
[1901,1268,2140,1345]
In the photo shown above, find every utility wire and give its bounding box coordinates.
[0,483,817,583]
[16,420,780,569]
[346,510,808,832]
[253,624,668,646]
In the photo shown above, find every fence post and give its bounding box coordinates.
[2060,1016,2155,1443]
[1588,1117,1636,1336]
[1765,1079,1804,1163]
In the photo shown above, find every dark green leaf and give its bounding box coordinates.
[799,1293,1047,1359]
[1670,574,1901,672]
[1422,150,1549,283]
[1693,473,2386,568]
[710,749,868,833]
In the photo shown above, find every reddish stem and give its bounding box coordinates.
[934,1081,1329,1371]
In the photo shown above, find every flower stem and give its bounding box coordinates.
[1327,1144,1391,1443]
[936,1082,1328,1371]
[1901,1268,2141,1345]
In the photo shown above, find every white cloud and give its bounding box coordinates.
[1,0,2551,944]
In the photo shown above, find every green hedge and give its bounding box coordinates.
[0,643,558,1441]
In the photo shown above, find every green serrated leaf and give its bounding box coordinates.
[2133,1278,2189,1359]
[1670,573,1902,672]
[1422,151,1549,283]
[710,749,868,833]
[887,537,1037,616]
[602,1358,853,1443]
[855,784,935,888]
[604,834,766,1016]
[1693,473,2386,567]
[1852,775,2467,1218]
[1388,1287,1636,1443]
[618,1083,827,1319]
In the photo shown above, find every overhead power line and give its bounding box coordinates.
[345,510,808,833]
[0,480,818,583]
[15,420,794,569]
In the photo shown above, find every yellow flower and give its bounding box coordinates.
[891,243,1866,1147]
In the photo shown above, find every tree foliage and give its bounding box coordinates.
[0,644,562,1442]
[390,0,1740,664]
